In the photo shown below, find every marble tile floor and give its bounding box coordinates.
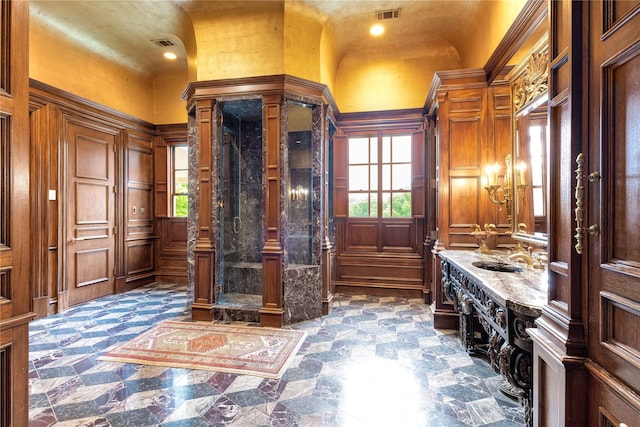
[28,283,526,427]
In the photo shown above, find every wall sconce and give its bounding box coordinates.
[484,155,513,222]
[484,155,529,224]
[290,184,308,202]
[515,161,528,203]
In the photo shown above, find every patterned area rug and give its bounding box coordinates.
[98,320,307,378]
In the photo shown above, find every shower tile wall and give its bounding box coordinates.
[310,104,324,267]
[288,130,312,266]
[239,119,264,264]
[225,118,264,295]
[282,103,324,324]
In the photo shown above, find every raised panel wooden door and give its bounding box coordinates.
[0,0,32,424]
[587,1,640,423]
[65,121,116,306]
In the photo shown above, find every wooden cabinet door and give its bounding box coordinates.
[0,0,32,425]
[586,1,640,424]
[65,120,116,306]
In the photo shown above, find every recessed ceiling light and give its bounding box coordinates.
[164,52,177,60]
[370,24,384,36]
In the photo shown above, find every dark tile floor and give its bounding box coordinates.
[28,283,525,426]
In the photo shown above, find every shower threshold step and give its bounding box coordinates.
[213,293,261,323]
[214,292,261,309]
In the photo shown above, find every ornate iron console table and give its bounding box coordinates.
[438,250,547,427]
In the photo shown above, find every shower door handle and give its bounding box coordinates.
[233,216,241,234]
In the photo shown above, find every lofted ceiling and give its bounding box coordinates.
[29,0,505,78]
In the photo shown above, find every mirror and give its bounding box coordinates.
[507,33,549,247]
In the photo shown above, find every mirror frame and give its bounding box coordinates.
[507,33,549,247]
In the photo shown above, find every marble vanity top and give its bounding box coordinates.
[439,250,548,317]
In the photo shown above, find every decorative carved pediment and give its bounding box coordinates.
[508,34,549,114]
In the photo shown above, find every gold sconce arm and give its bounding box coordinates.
[484,155,514,223]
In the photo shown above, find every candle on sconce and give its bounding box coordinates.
[493,163,500,185]
[518,162,526,185]
[485,165,494,187]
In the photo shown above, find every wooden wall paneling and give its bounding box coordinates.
[411,128,430,302]
[0,0,35,425]
[332,111,425,296]
[48,107,61,315]
[154,124,188,283]
[260,94,284,327]
[380,220,415,253]
[126,131,155,263]
[424,118,437,304]
[410,127,431,303]
[191,99,216,321]
[345,220,378,252]
[337,256,423,290]
[447,96,486,249]
[115,124,129,295]
[126,240,154,275]
[429,70,489,250]
[528,1,589,425]
[487,81,513,248]
[29,104,57,318]
[28,81,158,305]
[153,136,169,218]
[426,69,505,330]
[586,360,640,426]
[155,217,188,283]
[584,1,640,424]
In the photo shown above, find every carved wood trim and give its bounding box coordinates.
[507,34,549,114]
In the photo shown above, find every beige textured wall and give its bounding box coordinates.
[458,0,528,68]
[192,5,284,81]
[283,3,323,82]
[153,70,189,125]
[29,18,156,123]
[319,22,338,97]
[334,42,461,113]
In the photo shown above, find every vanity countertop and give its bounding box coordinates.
[439,250,548,317]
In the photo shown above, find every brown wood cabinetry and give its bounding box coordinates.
[121,130,156,290]
[29,81,157,315]
[425,70,512,329]
[530,0,640,425]
[0,1,34,425]
[585,0,640,424]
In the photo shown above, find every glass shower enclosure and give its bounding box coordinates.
[215,99,264,320]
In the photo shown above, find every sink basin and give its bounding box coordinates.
[472,261,523,273]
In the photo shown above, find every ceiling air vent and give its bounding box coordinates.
[375,9,400,20]
[151,39,176,47]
